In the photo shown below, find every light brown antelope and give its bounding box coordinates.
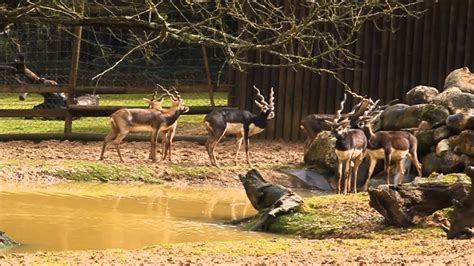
[204,86,275,167]
[326,93,367,194]
[356,105,422,190]
[99,86,189,162]
[156,87,186,161]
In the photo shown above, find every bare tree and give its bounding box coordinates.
[0,0,422,80]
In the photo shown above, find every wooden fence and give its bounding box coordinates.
[228,0,474,141]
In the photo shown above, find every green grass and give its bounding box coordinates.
[243,192,446,240]
[0,92,227,134]
[0,159,161,183]
[55,161,157,183]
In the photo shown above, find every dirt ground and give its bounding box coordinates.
[0,139,304,187]
[0,139,473,264]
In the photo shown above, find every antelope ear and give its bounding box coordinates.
[143,98,151,103]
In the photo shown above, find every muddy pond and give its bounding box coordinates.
[0,183,281,254]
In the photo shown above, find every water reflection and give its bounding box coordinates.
[0,184,269,254]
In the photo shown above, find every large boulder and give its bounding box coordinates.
[421,151,465,175]
[415,129,436,153]
[421,152,441,176]
[432,87,474,113]
[460,154,474,168]
[444,67,474,94]
[406,86,439,105]
[455,130,474,156]
[303,131,337,172]
[446,110,474,132]
[380,104,449,130]
[433,125,454,142]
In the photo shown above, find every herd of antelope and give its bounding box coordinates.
[100,84,422,194]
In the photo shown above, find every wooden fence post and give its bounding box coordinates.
[64,0,84,135]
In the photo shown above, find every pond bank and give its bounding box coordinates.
[0,140,303,188]
[0,140,473,264]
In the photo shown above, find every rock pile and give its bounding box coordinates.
[400,67,473,175]
[304,67,473,182]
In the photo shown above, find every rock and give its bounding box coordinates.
[421,151,465,175]
[448,135,461,151]
[444,67,474,94]
[303,131,337,171]
[460,154,474,168]
[406,86,439,105]
[380,104,449,130]
[433,125,454,142]
[438,151,465,174]
[421,152,441,176]
[415,129,436,153]
[432,87,474,113]
[455,130,474,156]
[436,139,451,156]
[446,110,474,132]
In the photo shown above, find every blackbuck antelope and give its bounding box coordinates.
[204,86,275,167]
[300,89,373,153]
[99,86,189,162]
[156,87,186,161]
[327,93,367,194]
[356,105,422,191]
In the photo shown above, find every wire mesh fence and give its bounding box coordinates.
[0,23,229,137]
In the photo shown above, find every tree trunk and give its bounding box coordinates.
[368,180,471,227]
[238,169,304,232]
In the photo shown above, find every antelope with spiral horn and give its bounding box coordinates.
[204,86,275,167]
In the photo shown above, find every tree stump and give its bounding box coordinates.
[238,169,304,231]
[368,179,470,227]
[445,166,474,239]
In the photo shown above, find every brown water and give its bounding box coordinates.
[0,183,272,254]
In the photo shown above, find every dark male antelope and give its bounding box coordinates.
[300,89,372,153]
[356,106,422,191]
[99,86,189,162]
[327,93,367,194]
[204,86,275,167]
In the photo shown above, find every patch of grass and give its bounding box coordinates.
[0,92,227,134]
[54,161,157,183]
[268,193,372,238]
[151,239,291,257]
[420,172,470,183]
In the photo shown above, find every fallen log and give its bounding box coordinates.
[0,231,18,249]
[368,178,470,227]
[238,169,303,231]
[444,166,474,239]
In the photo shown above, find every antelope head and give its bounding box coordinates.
[326,93,351,136]
[355,99,382,129]
[143,85,168,110]
[253,85,275,119]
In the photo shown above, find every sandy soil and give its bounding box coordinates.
[0,140,473,264]
[0,139,304,187]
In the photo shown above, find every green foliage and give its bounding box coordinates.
[55,161,156,183]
